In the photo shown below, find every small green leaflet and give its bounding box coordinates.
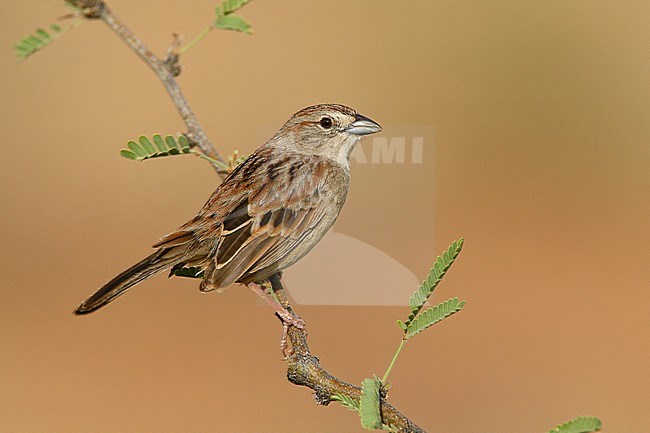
[119,133,242,173]
[359,377,382,430]
[548,416,602,433]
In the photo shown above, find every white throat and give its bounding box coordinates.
[332,135,362,169]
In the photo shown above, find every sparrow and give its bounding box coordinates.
[74,104,382,331]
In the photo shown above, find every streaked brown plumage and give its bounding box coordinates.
[75,104,381,316]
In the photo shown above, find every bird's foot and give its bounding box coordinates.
[247,281,306,357]
[279,311,306,358]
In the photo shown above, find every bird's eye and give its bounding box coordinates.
[319,116,333,129]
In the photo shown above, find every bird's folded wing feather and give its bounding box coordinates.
[158,150,337,289]
[208,157,332,287]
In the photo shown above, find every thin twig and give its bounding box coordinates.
[80,0,230,178]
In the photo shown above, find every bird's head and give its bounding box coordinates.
[270,104,382,167]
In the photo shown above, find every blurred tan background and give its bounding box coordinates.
[2,1,649,432]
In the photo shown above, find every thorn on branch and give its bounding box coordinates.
[57,12,81,21]
[163,33,183,77]
[314,390,332,406]
[66,0,104,19]
[184,132,197,147]
[379,383,389,399]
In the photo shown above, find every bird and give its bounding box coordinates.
[74,104,382,334]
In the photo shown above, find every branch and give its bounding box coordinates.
[65,2,423,430]
[269,276,426,433]
[71,0,230,178]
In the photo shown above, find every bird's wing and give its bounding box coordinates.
[195,152,339,290]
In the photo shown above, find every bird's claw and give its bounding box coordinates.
[279,311,306,358]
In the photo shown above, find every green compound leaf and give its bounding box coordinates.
[120,134,243,173]
[215,13,253,34]
[404,239,464,328]
[548,416,602,433]
[15,20,82,61]
[359,377,382,430]
[214,0,253,35]
[182,0,253,53]
[405,297,465,339]
[331,393,359,412]
[120,134,192,161]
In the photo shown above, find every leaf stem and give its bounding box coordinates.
[382,338,407,384]
[191,150,230,171]
[180,25,214,54]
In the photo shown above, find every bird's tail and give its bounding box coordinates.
[74,248,184,315]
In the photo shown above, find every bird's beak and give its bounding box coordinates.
[347,113,382,136]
